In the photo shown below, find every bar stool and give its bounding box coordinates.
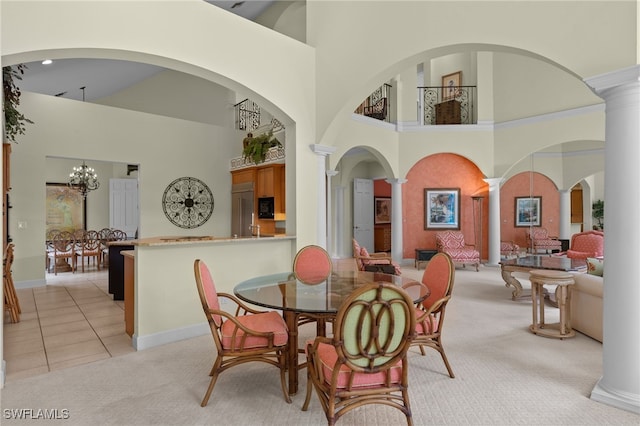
[528,269,575,339]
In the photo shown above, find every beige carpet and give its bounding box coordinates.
[1,265,638,425]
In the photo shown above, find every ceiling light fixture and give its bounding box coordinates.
[69,161,99,198]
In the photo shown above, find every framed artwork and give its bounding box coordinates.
[515,196,541,227]
[46,183,86,236]
[425,188,460,229]
[374,197,391,224]
[442,71,462,101]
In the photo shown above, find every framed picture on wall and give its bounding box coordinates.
[515,196,541,227]
[442,71,462,101]
[46,183,86,236]
[425,188,460,229]
[374,197,391,224]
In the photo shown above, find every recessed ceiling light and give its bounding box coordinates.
[42,59,53,65]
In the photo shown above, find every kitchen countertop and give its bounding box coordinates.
[108,234,295,247]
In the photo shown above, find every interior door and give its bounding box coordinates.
[353,178,374,253]
[110,178,139,238]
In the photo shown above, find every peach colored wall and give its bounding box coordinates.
[374,179,391,197]
[403,153,488,259]
[500,172,560,249]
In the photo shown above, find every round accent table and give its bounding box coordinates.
[528,269,576,339]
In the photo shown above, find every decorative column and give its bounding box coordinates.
[310,145,336,249]
[326,170,339,257]
[559,189,571,240]
[585,65,640,414]
[334,185,345,257]
[472,196,484,262]
[483,178,502,266]
[386,178,406,264]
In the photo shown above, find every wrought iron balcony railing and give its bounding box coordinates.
[354,83,392,123]
[418,86,477,125]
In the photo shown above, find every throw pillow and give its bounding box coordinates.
[586,257,604,277]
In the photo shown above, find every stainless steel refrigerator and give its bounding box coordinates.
[231,182,254,237]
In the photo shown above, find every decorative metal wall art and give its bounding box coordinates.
[162,177,214,229]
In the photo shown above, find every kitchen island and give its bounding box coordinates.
[116,235,296,350]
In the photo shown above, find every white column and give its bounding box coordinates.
[326,170,339,257]
[484,178,502,266]
[585,65,640,414]
[559,189,571,240]
[334,185,345,257]
[386,178,406,264]
[310,145,336,249]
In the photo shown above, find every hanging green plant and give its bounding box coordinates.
[3,64,34,142]
[242,130,282,164]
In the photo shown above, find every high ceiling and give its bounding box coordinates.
[14,1,275,102]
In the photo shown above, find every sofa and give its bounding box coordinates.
[569,271,603,342]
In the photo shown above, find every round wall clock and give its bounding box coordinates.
[162,177,214,229]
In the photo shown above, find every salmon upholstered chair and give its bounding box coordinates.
[565,230,604,259]
[293,245,333,285]
[302,282,416,425]
[405,252,456,378]
[293,245,334,338]
[435,231,479,272]
[352,238,401,275]
[526,227,562,253]
[193,259,291,406]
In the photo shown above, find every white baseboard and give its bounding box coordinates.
[591,377,640,414]
[14,279,46,289]
[132,322,209,351]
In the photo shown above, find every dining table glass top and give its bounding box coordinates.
[234,270,428,314]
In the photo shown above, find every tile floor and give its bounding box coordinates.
[3,264,134,383]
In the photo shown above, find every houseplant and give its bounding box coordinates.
[3,64,33,142]
[242,130,282,164]
[592,199,604,230]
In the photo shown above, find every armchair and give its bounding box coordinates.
[193,259,291,406]
[435,231,479,271]
[526,227,562,253]
[352,238,401,275]
[565,230,604,259]
[302,282,416,425]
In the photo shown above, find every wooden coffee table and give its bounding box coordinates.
[499,255,586,300]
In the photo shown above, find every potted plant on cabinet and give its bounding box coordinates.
[3,64,33,142]
[242,130,282,165]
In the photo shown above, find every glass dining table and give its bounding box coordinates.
[234,270,429,395]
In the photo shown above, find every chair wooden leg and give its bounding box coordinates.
[201,357,223,407]
[279,350,292,404]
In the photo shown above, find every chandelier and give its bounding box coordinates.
[68,161,100,198]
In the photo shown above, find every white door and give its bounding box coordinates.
[353,178,374,253]
[110,178,139,238]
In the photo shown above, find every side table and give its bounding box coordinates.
[415,248,437,269]
[528,269,575,339]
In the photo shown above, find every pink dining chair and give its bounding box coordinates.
[405,252,456,378]
[302,282,416,425]
[293,245,332,285]
[292,245,334,341]
[193,259,291,406]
